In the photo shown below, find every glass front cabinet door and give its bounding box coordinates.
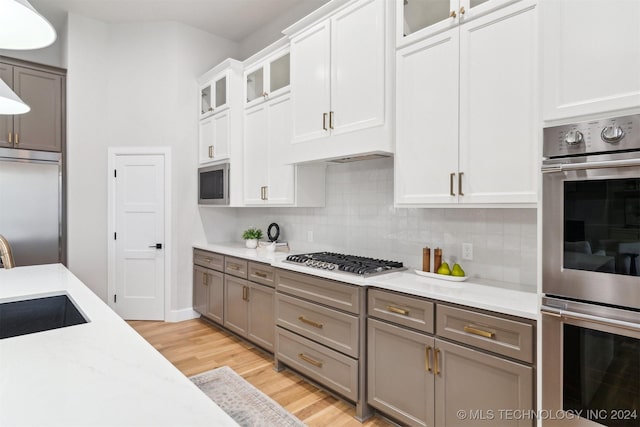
[245,49,290,108]
[200,72,229,120]
[398,0,514,46]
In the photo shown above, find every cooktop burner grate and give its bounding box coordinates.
[284,252,405,276]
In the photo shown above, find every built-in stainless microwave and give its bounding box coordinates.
[198,163,229,205]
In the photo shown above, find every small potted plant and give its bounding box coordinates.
[242,227,263,249]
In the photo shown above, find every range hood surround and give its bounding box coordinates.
[290,151,393,165]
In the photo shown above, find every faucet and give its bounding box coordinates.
[0,234,15,269]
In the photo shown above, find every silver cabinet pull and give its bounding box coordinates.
[450,173,456,196]
[322,113,328,131]
[208,145,213,158]
[329,111,334,129]
[458,172,464,196]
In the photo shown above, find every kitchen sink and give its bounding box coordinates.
[0,294,88,339]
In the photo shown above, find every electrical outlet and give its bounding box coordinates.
[307,230,313,242]
[462,243,473,260]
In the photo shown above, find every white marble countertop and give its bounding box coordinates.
[193,242,539,320]
[0,264,237,427]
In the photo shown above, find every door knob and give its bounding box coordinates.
[149,243,163,249]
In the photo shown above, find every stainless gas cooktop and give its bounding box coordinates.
[284,252,406,277]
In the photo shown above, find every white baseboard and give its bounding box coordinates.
[166,308,200,323]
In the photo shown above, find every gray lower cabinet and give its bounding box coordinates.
[247,280,275,351]
[367,289,535,427]
[368,318,435,426]
[274,268,370,421]
[224,275,249,335]
[223,263,275,352]
[193,264,224,325]
[194,249,275,352]
[435,339,533,427]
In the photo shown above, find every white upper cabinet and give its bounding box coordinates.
[245,46,291,108]
[398,0,519,47]
[458,1,538,204]
[395,0,538,207]
[242,40,325,207]
[395,31,459,205]
[290,21,331,145]
[198,59,243,166]
[542,0,640,122]
[244,93,326,207]
[284,0,394,164]
[199,70,228,120]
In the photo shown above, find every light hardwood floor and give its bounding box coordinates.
[129,318,394,427]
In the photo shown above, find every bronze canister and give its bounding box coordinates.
[433,248,442,273]
[422,247,431,272]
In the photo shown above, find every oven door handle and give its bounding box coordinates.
[542,157,640,173]
[542,306,640,332]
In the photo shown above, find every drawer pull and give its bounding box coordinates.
[228,264,241,271]
[204,257,213,262]
[298,353,323,368]
[425,346,432,372]
[434,348,441,375]
[298,316,324,329]
[464,325,495,339]
[387,305,410,316]
[254,271,268,278]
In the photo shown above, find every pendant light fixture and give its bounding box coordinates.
[0,0,56,115]
[0,0,57,50]
[0,78,29,114]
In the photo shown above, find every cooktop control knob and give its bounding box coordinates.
[601,125,625,143]
[564,130,584,146]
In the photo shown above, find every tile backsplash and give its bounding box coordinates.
[227,157,537,286]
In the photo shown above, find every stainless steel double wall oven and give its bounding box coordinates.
[541,114,640,426]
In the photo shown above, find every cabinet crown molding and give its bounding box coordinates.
[243,37,289,69]
[282,0,353,37]
[197,58,242,85]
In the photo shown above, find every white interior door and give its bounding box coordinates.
[113,154,165,320]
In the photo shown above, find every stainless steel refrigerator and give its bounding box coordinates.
[0,147,63,267]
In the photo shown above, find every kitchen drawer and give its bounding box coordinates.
[193,249,224,272]
[248,262,275,288]
[276,327,358,401]
[276,293,359,358]
[436,304,534,363]
[368,288,435,334]
[225,256,248,279]
[275,269,360,314]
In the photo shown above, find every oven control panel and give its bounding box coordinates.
[543,114,640,158]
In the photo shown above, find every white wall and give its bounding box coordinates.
[228,158,538,288]
[238,0,329,59]
[67,14,240,317]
